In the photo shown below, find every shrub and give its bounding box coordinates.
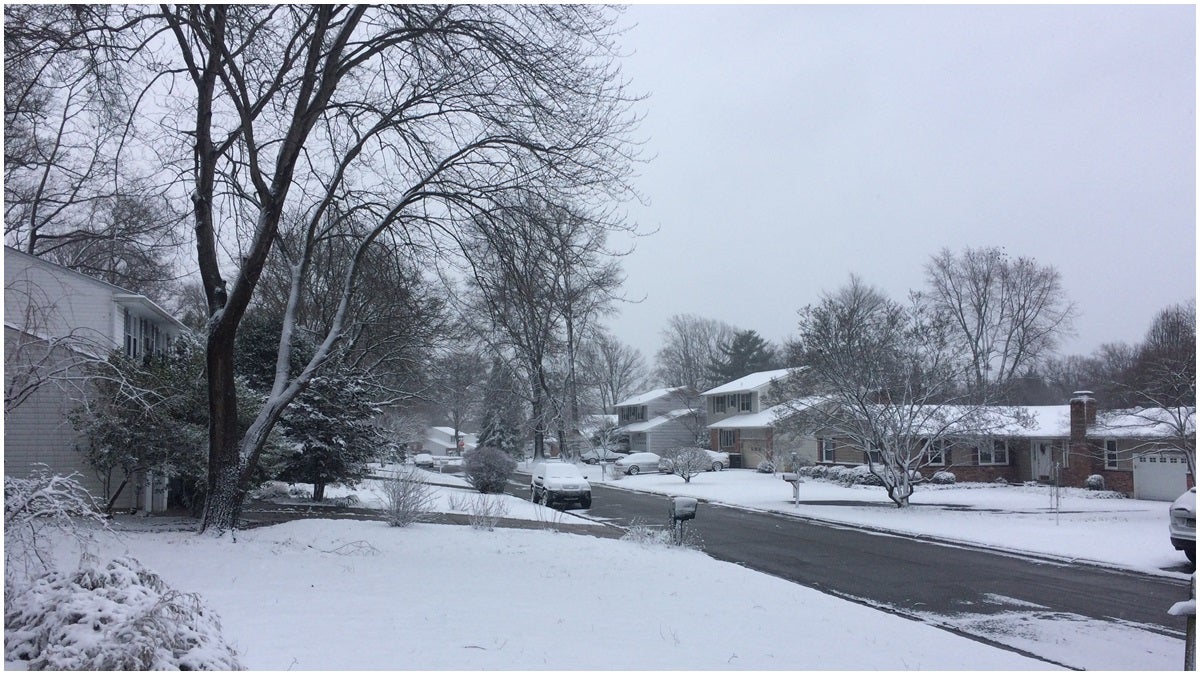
[1084,474,1106,491]
[462,447,516,493]
[993,477,1009,485]
[5,470,107,585]
[447,493,510,531]
[659,447,710,483]
[5,556,242,670]
[756,461,776,474]
[380,468,435,527]
[931,471,956,485]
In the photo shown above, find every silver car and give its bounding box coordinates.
[614,452,661,475]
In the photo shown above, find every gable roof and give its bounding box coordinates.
[614,386,686,408]
[702,369,794,396]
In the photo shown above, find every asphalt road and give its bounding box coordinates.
[513,476,1192,668]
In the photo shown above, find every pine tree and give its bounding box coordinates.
[707,330,778,384]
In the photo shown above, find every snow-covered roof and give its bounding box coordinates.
[702,369,794,396]
[1095,407,1196,438]
[614,387,685,408]
[619,408,697,434]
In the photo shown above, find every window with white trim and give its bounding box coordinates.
[819,437,836,463]
[865,445,884,465]
[718,429,736,449]
[979,439,1009,465]
[739,393,752,412]
[1104,439,1119,470]
[123,309,138,359]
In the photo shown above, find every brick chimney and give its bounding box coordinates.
[1069,390,1096,442]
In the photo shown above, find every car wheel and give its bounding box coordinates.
[1186,546,1196,564]
[628,465,640,475]
[580,494,592,509]
[712,461,724,472]
[542,490,554,507]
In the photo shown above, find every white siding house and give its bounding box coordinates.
[5,247,187,511]
[702,369,796,468]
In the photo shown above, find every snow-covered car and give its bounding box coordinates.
[1169,487,1195,563]
[530,461,592,508]
[614,452,661,475]
[580,446,626,464]
[658,448,730,473]
[412,453,435,468]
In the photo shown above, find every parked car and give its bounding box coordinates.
[658,448,731,473]
[614,452,661,475]
[530,461,592,509]
[1169,487,1196,563]
[413,453,434,468]
[580,446,626,464]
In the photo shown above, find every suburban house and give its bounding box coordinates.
[614,386,704,455]
[422,426,478,456]
[811,392,1194,500]
[4,246,188,511]
[703,369,802,469]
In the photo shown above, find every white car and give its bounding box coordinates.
[614,452,661,475]
[530,461,592,509]
[1169,487,1195,563]
[412,453,434,468]
[580,446,626,464]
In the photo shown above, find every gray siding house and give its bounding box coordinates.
[614,387,703,455]
[5,247,187,511]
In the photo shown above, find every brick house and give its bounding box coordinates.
[702,369,804,468]
[813,391,1194,500]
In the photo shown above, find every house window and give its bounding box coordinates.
[719,429,736,449]
[924,439,946,466]
[739,393,752,412]
[712,397,727,415]
[819,438,836,463]
[636,406,646,422]
[979,440,1009,465]
[865,445,884,465]
[1104,439,1119,470]
[123,310,139,359]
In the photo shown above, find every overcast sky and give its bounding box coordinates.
[605,4,1196,368]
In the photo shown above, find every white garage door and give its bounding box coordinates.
[1133,451,1189,501]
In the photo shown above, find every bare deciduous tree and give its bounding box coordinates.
[654,314,737,393]
[778,276,1026,507]
[578,330,649,415]
[13,6,640,533]
[924,246,1075,395]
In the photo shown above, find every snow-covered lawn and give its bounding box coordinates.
[10,466,1189,670]
[579,464,1192,577]
[82,517,1058,670]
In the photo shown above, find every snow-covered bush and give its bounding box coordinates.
[462,447,516,494]
[5,470,107,585]
[756,461,776,474]
[380,469,435,527]
[994,477,1010,485]
[5,556,242,670]
[931,471,956,485]
[1084,474,1106,491]
[248,481,290,501]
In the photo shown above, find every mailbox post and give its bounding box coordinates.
[669,496,698,545]
[781,473,802,505]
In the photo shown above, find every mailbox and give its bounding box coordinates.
[670,496,698,522]
[781,473,802,505]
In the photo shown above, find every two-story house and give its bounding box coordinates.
[703,369,814,468]
[614,386,703,455]
[422,426,478,456]
[5,246,188,511]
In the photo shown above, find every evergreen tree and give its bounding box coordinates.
[274,370,380,501]
[476,357,526,458]
[707,330,778,384]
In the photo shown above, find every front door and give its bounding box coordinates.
[1032,441,1055,482]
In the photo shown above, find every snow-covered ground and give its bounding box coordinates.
[14,465,1190,670]
[575,463,1193,577]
